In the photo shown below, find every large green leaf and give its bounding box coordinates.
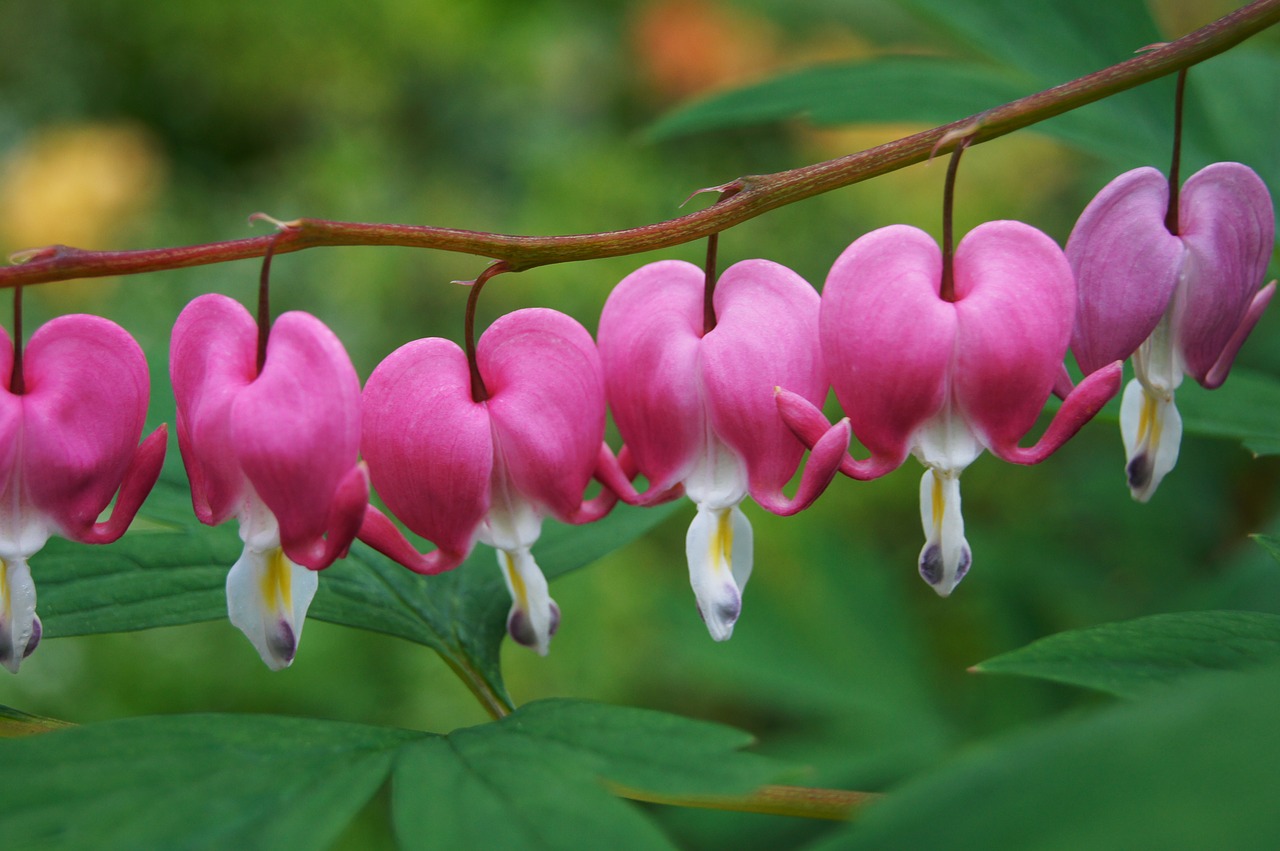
[1174,368,1280,458]
[33,465,680,709]
[813,664,1280,851]
[0,700,779,851]
[971,610,1280,698]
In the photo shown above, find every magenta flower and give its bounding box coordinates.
[1066,163,1275,501]
[597,259,850,640]
[0,315,167,673]
[360,308,623,656]
[778,223,1120,595]
[171,294,368,670]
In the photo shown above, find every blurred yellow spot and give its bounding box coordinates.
[0,123,165,253]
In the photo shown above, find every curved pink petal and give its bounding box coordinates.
[1203,282,1275,390]
[233,311,366,569]
[1174,162,1275,384]
[170,294,258,526]
[361,337,492,558]
[952,221,1076,453]
[598,260,706,493]
[19,315,153,539]
[0,326,21,526]
[1065,167,1184,375]
[989,362,1122,465]
[701,259,830,512]
[481,308,606,523]
[821,225,954,470]
[75,425,169,544]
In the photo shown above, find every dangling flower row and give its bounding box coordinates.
[2,155,1271,673]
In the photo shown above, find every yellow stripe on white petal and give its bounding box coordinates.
[1119,377,1182,503]
[685,503,753,641]
[226,543,318,671]
[498,547,559,656]
[917,468,971,597]
[0,557,38,674]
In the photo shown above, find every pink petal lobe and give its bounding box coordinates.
[821,225,954,470]
[1066,167,1184,375]
[989,361,1122,465]
[362,337,492,558]
[1174,162,1275,384]
[951,221,1076,452]
[233,311,365,569]
[170,294,258,525]
[1203,282,1275,390]
[481,308,605,523]
[598,260,706,493]
[76,425,169,544]
[357,505,467,575]
[0,326,20,508]
[701,259,829,511]
[20,315,152,538]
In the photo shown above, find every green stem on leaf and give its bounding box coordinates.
[611,782,881,821]
[0,0,1275,290]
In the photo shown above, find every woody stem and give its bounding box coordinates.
[464,261,510,403]
[702,232,720,334]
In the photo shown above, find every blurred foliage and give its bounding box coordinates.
[0,0,1278,849]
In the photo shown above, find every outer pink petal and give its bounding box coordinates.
[0,326,20,513]
[952,221,1076,451]
[18,315,152,538]
[170,294,257,526]
[361,337,492,558]
[598,260,706,493]
[700,259,829,510]
[821,225,954,469]
[1065,167,1184,375]
[1174,162,1275,384]
[233,311,366,569]
[482,308,605,523]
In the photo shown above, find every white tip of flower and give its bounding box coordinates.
[0,558,38,674]
[1119,378,1182,503]
[498,547,558,656]
[226,544,318,671]
[917,468,972,597]
[686,504,753,641]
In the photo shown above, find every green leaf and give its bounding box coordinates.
[972,610,1280,698]
[0,700,779,851]
[815,663,1280,851]
[0,714,416,851]
[393,699,779,851]
[33,465,680,709]
[646,56,1032,140]
[1175,368,1280,458]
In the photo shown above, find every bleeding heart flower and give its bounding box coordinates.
[360,307,623,656]
[1066,163,1275,501]
[778,223,1120,595]
[0,315,167,673]
[597,259,850,641]
[171,294,368,670]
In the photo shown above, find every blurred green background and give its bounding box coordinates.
[1,0,1278,848]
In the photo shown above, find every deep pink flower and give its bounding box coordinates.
[598,259,850,640]
[360,308,623,656]
[0,315,167,673]
[1066,163,1275,501]
[779,223,1120,595]
[171,294,368,670]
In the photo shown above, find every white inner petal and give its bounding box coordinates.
[0,557,37,674]
[226,506,318,671]
[683,430,748,511]
[497,546,558,656]
[685,502,753,641]
[911,407,983,475]
[917,468,972,597]
[1119,377,1182,503]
